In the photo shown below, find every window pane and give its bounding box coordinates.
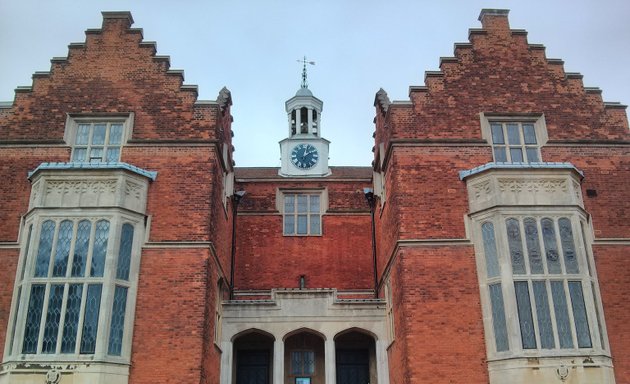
[523,124,537,144]
[20,225,33,281]
[106,148,120,162]
[22,284,46,353]
[116,224,134,281]
[52,220,73,277]
[591,282,605,349]
[297,195,308,213]
[507,123,521,144]
[532,281,555,349]
[76,124,90,145]
[108,286,128,356]
[580,222,593,277]
[309,195,320,212]
[284,215,295,235]
[61,284,83,353]
[506,219,526,274]
[526,147,540,162]
[35,220,56,277]
[481,222,500,278]
[493,147,507,162]
[42,284,64,353]
[541,218,561,274]
[72,148,87,162]
[489,283,509,352]
[9,288,22,355]
[92,124,106,145]
[89,147,103,162]
[72,220,91,277]
[90,220,110,277]
[304,350,315,374]
[284,195,295,213]
[491,123,504,144]
[109,123,123,144]
[523,218,543,274]
[559,218,579,274]
[80,284,102,354]
[297,215,307,234]
[551,281,574,348]
[514,281,537,349]
[310,215,320,235]
[291,351,302,374]
[569,281,592,348]
[509,148,523,162]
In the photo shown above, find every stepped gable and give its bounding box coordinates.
[377,9,628,144]
[0,11,231,143]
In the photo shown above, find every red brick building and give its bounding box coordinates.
[0,9,628,384]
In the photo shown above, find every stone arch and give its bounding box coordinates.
[334,327,378,341]
[334,328,378,384]
[231,327,276,342]
[282,327,326,341]
[232,328,275,384]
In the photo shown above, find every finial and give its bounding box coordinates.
[297,56,315,88]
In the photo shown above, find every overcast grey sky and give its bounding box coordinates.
[1,0,629,167]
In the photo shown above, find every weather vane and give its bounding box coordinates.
[297,56,315,89]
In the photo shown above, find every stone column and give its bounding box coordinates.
[307,107,313,134]
[375,339,390,384]
[274,338,285,384]
[220,341,233,384]
[295,108,301,134]
[325,338,336,384]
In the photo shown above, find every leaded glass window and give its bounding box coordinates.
[291,350,315,375]
[116,224,134,280]
[283,193,322,235]
[477,215,606,356]
[71,121,125,163]
[10,217,137,358]
[108,286,128,356]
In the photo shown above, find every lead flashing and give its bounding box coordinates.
[29,162,157,181]
[459,162,583,181]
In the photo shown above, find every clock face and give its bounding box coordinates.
[291,143,319,169]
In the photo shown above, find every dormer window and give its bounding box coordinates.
[65,115,133,163]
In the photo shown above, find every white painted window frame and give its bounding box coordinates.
[64,114,134,163]
[479,113,548,164]
[277,189,328,237]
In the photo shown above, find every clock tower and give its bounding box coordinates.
[279,58,331,177]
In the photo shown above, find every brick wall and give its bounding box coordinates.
[374,9,630,383]
[234,174,374,291]
[0,12,233,383]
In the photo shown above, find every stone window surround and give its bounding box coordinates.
[462,162,614,383]
[63,113,134,163]
[219,289,390,384]
[1,163,154,384]
[5,210,144,361]
[472,209,608,357]
[276,188,328,237]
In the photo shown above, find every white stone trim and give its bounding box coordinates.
[219,289,389,384]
